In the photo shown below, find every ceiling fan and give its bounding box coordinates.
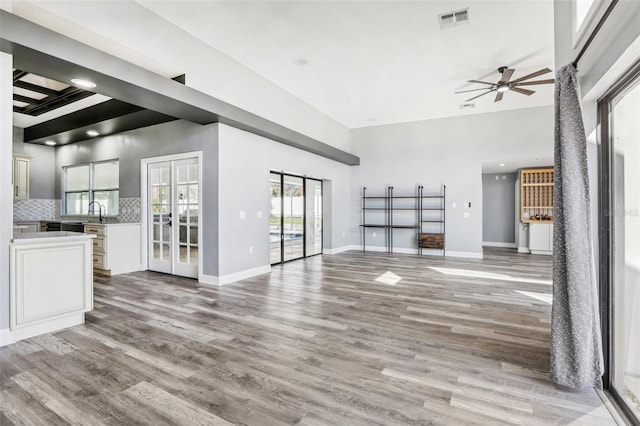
[455,66,555,102]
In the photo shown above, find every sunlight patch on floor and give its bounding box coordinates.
[515,290,553,305]
[429,267,552,285]
[375,271,402,285]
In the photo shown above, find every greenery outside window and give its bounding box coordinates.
[63,160,119,216]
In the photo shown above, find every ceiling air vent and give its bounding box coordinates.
[459,103,475,110]
[439,8,470,29]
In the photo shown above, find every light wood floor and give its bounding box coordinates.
[0,248,616,425]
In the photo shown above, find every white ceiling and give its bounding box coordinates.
[137,0,556,129]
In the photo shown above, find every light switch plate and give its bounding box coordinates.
[239,211,246,220]
[256,210,262,219]
[463,212,470,218]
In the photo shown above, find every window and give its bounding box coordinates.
[64,160,119,216]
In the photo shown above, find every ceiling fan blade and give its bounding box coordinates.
[511,87,535,96]
[465,90,494,102]
[500,68,514,83]
[511,68,552,84]
[494,91,504,102]
[514,79,555,86]
[455,87,494,94]
[467,80,495,85]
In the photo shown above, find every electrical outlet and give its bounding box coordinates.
[239,211,246,220]
[452,202,457,208]
[249,246,253,254]
[342,232,345,238]
[372,232,376,237]
[256,210,263,219]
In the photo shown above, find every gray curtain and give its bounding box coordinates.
[551,64,603,389]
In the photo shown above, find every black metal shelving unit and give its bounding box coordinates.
[361,185,446,255]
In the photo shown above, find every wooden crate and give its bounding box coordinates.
[419,233,444,249]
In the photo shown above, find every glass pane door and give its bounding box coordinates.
[305,179,323,256]
[175,158,199,278]
[147,157,199,278]
[610,76,640,419]
[148,162,172,274]
[270,173,282,264]
[283,175,304,261]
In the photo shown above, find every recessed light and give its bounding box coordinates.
[498,163,506,167]
[44,140,57,146]
[71,78,96,89]
[86,130,100,137]
[292,57,308,66]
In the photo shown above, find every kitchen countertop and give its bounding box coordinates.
[12,231,95,244]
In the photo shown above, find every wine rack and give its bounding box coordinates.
[520,167,554,223]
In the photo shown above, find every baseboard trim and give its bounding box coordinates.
[199,265,271,286]
[359,246,482,259]
[445,250,483,259]
[530,250,553,256]
[482,241,516,248]
[323,245,358,254]
[6,313,84,345]
[198,273,219,286]
[0,328,14,347]
[518,247,531,254]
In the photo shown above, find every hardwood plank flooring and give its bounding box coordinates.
[0,248,616,425]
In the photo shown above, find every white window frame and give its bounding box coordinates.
[572,0,612,49]
[63,159,120,217]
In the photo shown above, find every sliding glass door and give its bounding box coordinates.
[600,62,640,422]
[270,172,322,264]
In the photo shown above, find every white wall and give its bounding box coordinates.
[10,1,351,153]
[351,106,554,257]
[217,123,352,277]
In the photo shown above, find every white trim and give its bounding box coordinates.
[323,245,358,254]
[199,265,271,287]
[140,151,203,279]
[445,250,483,259]
[531,250,553,256]
[198,273,219,286]
[357,245,482,259]
[572,0,611,49]
[0,328,14,347]
[2,314,84,346]
[518,247,531,254]
[482,241,517,248]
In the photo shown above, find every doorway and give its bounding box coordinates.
[143,154,201,279]
[270,172,322,264]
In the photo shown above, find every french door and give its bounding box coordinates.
[270,172,322,264]
[599,60,640,422]
[147,157,199,278]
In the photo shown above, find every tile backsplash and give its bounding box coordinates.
[14,197,141,223]
[13,199,57,221]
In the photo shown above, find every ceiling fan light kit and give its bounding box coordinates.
[455,66,555,102]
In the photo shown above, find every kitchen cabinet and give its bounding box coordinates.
[10,232,94,343]
[12,155,30,200]
[529,223,553,255]
[84,223,141,275]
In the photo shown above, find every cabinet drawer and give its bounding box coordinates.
[92,237,105,252]
[92,253,106,269]
[85,225,105,236]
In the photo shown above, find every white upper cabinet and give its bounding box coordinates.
[13,155,30,200]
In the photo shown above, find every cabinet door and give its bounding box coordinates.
[14,157,29,200]
[529,223,551,251]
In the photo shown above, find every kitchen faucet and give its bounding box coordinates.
[88,201,104,223]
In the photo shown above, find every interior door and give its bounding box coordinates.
[148,161,172,274]
[147,158,199,278]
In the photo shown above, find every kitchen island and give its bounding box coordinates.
[9,231,94,343]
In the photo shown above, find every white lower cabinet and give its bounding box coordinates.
[84,223,142,275]
[529,223,554,255]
